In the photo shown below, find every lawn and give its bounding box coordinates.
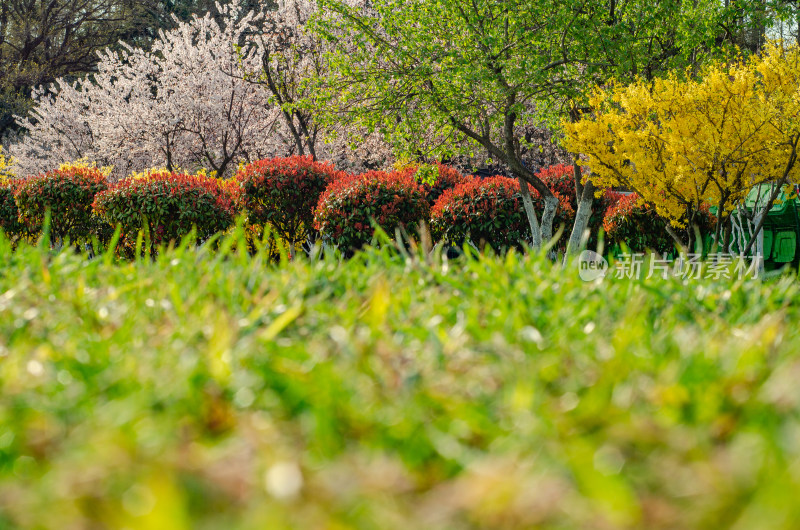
[1,232,800,529]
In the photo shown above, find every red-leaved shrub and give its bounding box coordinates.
[235,156,343,245]
[536,164,576,202]
[0,182,26,241]
[431,176,532,250]
[314,170,430,250]
[93,171,235,249]
[603,193,675,253]
[603,192,717,253]
[403,164,469,205]
[14,164,109,243]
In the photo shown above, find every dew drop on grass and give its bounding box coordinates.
[560,392,579,411]
[234,387,255,408]
[265,461,303,501]
[122,484,156,517]
[26,360,43,376]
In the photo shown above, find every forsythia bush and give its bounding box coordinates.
[93,171,235,249]
[565,43,800,238]
[314,170,429,250]
[431,176,531,250]
[14,162,109,243]
[235,156,342,246]
[0,147,14,180]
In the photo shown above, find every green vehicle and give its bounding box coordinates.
[709,183,800,270]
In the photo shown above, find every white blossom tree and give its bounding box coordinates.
[9,0,398,179]
[11,4,284,179]
[237,0,396,172]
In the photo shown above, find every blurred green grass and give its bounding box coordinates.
[1,230,800,529]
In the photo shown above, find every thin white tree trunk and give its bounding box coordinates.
[517,176,542,250]
[540,195,559,248]
[754,211,765,276]
[566,196,593,256]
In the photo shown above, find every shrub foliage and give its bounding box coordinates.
[431,176,532,250]
[314,170,429,250]
[0,183,25,240]
[404,163,469,205]
[93,170,235,248]
[235,156,342,246]
[603,193,717,253]
[13,163,109,242]
[602,193,678,253]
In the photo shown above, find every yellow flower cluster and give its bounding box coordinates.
[129,166,221,181]
[0,147,15,183]
[564,43,800,228]
[58,158,113,178]
[129,167,173,180]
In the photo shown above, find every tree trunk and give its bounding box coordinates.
[504,156,558,250]
[517,176,542,250]
[754,210,765,276]
[566,177,596,256]
[722,218,732,251]
[540,194,559,249]
[742,182,783,255]
[664,222,687,254]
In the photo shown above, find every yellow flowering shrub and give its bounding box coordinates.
[58,158,113,178]
[564,43,800,238]
[0,147,15,182]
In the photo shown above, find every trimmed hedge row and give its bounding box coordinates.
[235,156,342,246]
[314,170,430,250]
[0,157,700,256]
[93,170,236,250]
[431,176,530,250]
[14,164,109,244]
